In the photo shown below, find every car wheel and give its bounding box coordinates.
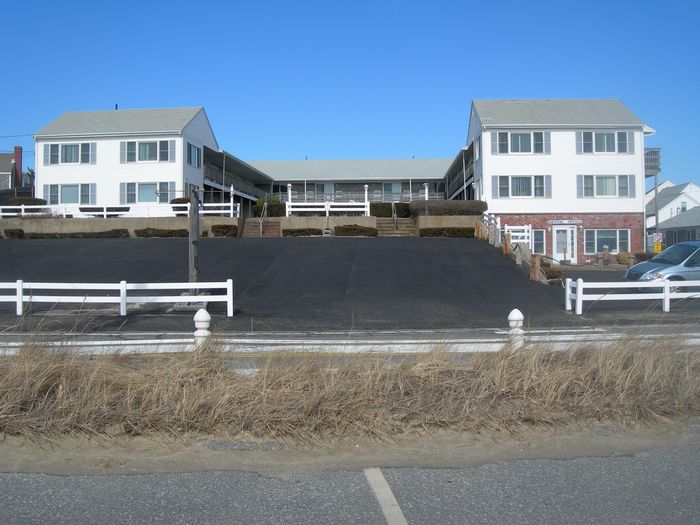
[668,279,684,294]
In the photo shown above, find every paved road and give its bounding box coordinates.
[0,238,697,333]
[1,444,698,524]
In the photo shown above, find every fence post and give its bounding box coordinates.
[564,278,572,310]
[119,280,127,316]
[424,183,429,200]
[16,280,23,316]
[103,207,107,219]
[663,279,670,313]
[575,278,584,315]
[508,308,525,351]
[226,279,234,317]
[21,204,25,216]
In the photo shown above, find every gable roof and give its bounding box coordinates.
[472,99,644,127]
[35,107,204,137]
[0,153,13,174]
[646,182,697,215]
[248,158,452,182]
[658,206,700,230]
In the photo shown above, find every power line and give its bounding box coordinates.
[0,133,33,138]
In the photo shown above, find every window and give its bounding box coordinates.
[60,184,79,204]
[138,142,158,161]
[497,132,508,154]
[580,175,634,198]
[496,175,548,198]
[80,143,90,164]
[595,132,616,153]
[510,133,532,153]
[584,229,630,254]
[187,143,201,168]
[533,132,544,153]
[159,141,169,162]
[138,182,158,202]
[120,182,173,204]
[533,230,546,255]
[511,176,532,197]
[47,144,59,165]
[578,131,634,154]
[681,201,687,213]
[126,142,136,163]
[61,144,79,163]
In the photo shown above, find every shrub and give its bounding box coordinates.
[210,224,238,237]
[616,252,632,265]
[635,252,653,262]
[283,228,324,237]
[253,203,286,217]
[3,228,24,239]
[334,225,378,237]
[7,197,47,206]
[170,197,190,204]
[23,230,130,239]
[134,228,188,238]
[419,228,475,238]
[543,267,563,280]
[370,202,411,218]
[410,200,487,217]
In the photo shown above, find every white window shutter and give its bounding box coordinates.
[575,132,582,154]
[90,143,97,164]
[490,132,497,155]
[544,132,551,154]
[628,175,636,198]
[545,176,552,198]
[169,140,176,163]
[491,176,499,199]
[43,144,49,165]
[90,183,97,205]
[576,175,583,198]
[119,142,126,164]
[119,183,126,205]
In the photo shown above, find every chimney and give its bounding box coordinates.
[13,146,22,188]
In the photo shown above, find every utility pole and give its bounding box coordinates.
[188,186,200,284]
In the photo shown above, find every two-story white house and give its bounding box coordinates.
[34,107,271,215]
[445,99,653,263]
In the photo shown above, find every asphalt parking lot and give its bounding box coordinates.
[0,238,697,332]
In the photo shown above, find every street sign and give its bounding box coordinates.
[654,242,663,253]
[653,233,663,243]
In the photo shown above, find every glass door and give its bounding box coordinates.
[552,226,577,264]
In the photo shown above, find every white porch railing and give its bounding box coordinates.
[285,183,370,217]
[0,280,234,317]
[564,278,700,315]
[277,190,445,203]
[0,201,240,219]
[504,224,532,248]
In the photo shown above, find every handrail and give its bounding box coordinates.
[391,202,397,230]
[260,201,268,237]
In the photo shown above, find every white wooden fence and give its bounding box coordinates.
[565,278,700,315]
[285,183,371,217]
[0,280,234,317]
[504,224,532,247]
[0,201,240,219]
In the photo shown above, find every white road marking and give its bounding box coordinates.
[364,467,408,525]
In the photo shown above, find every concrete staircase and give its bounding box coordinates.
[241,217,282,237]
[376,217,418,237]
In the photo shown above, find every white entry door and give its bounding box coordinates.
[552,226,577,264]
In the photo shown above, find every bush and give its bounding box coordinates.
[210,224,238,237]
[419,228,475,238]
[7,197,47,206]
[3,228,24,239]
[543,267,563,280]
[283,228,324,237]
[370,202,411,218]
[170,197,190,204]
[134,228,188,238]
[635,252,653,262]
[334,225,378,237]
[616,252,632,265]
[410,200,487,217]
[23,230,130,239]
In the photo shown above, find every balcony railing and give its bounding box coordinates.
[273,191,445,203]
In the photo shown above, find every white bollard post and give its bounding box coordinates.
[193,308,212,348]
[507,308,525,350]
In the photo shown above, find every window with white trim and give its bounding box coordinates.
[577,131,634,154]
[187,143,202,168]
[494,131,549,155]
[44,143,95,165]
[533,229,546,255]
[120,181,174,204]
[580,175,634,198]
[121,140,174,163]
[138,142,158,162]
[43,183,96,205]
[496,175,548,198]
[584,229,630,254]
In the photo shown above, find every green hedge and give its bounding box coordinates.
[210,224,238,237]
[2,229,129,239]
[134,228,188,238]
[7,197,47,206]
[334,225,378,237]
[170,197,190,204]
[410,200,487,217]
[419,227,475,238]
[283,228,324,237]
[370,203,411,218]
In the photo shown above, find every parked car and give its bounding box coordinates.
[624,241,700,289]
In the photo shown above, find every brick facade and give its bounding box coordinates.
[498,212,644,263]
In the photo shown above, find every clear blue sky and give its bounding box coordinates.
[2,0,698,187]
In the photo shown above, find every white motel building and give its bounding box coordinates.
[32,99,655,263]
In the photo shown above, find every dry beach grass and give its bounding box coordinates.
[0,339,698,441]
